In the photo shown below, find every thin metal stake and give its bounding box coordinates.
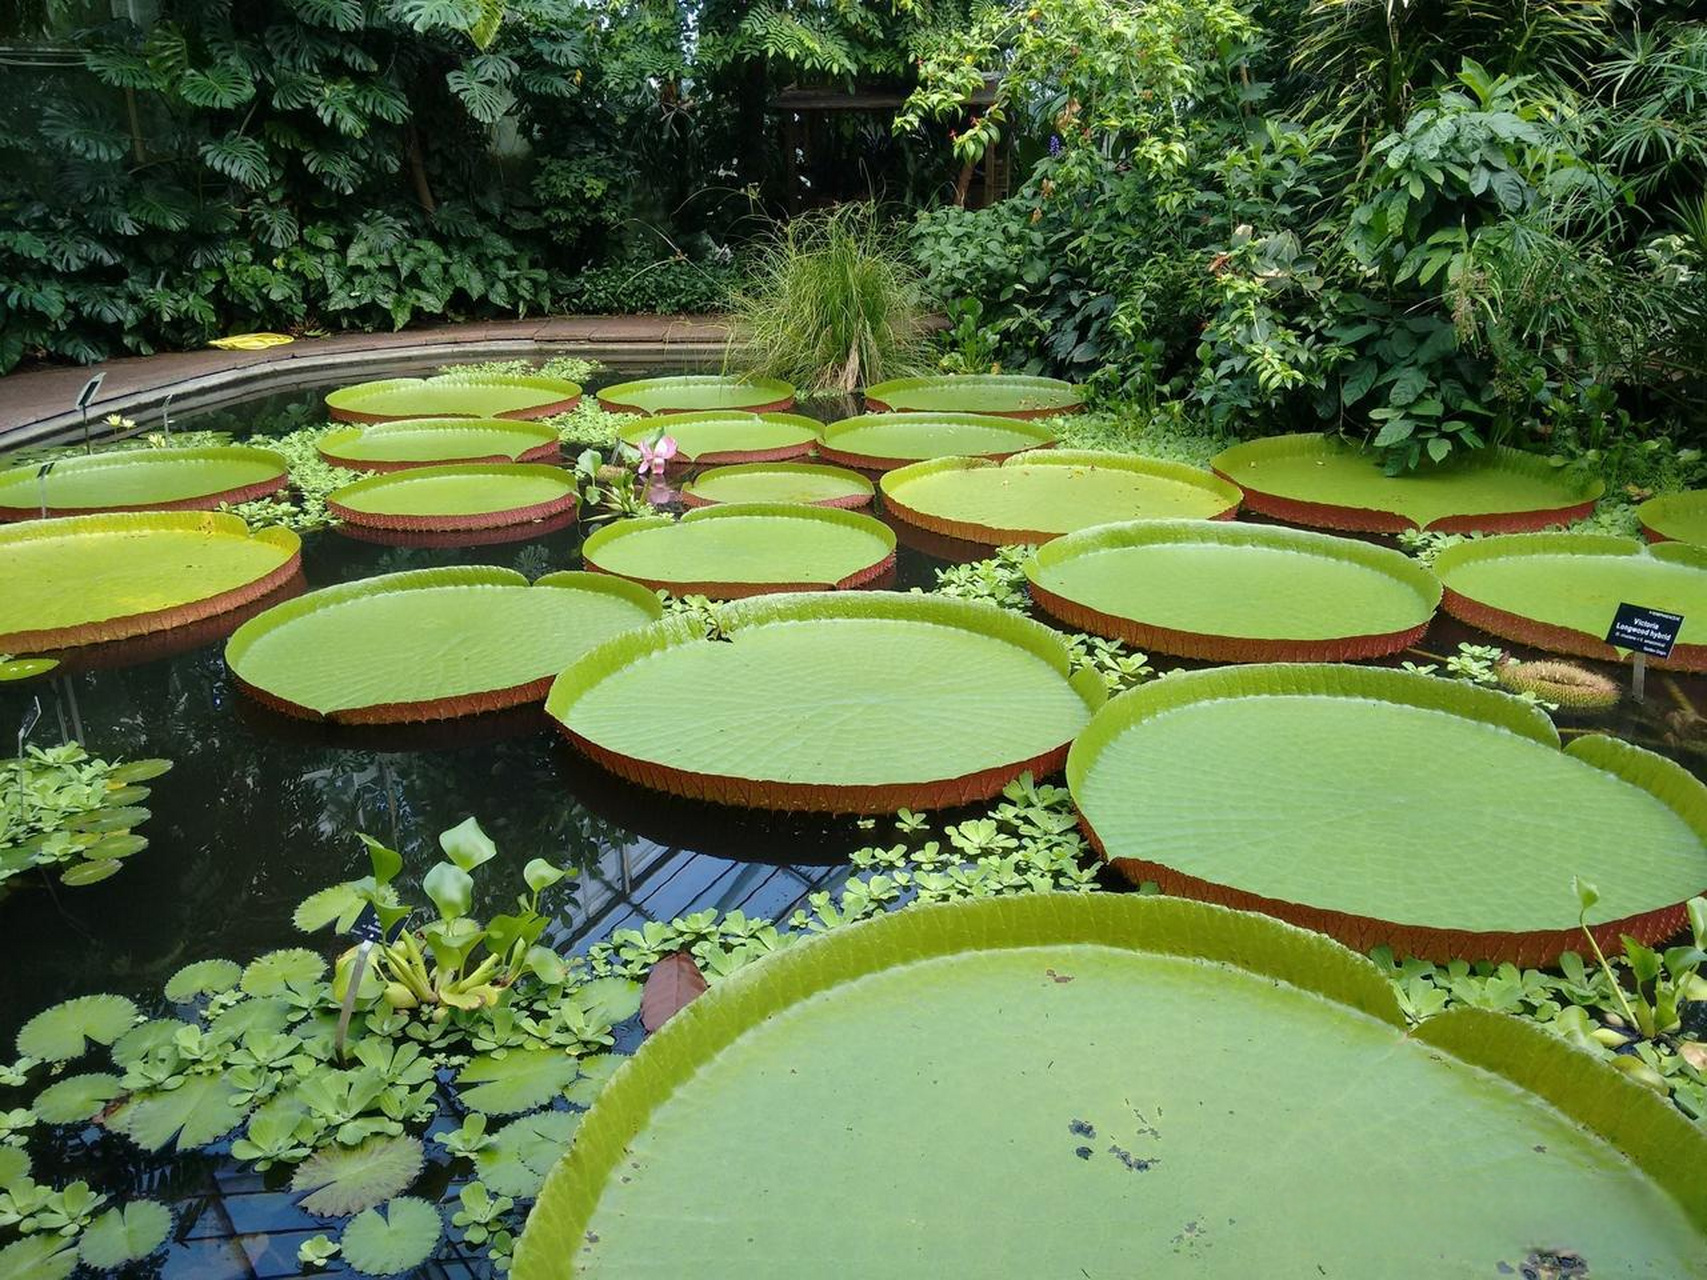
[1632,653,1647,703]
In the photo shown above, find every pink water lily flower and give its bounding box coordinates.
[637,435,679,476]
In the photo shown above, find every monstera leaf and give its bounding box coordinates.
[864,373,1083,416]
[338,1197,442,1276]
[15,994,137,1062]
[291,1134,425,1216]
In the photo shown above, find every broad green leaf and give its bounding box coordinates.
[522,859,567,894]
[681,462,873,509]
[1636,490,1707,548]
[423,862,473,922]
[106,758,173,784]
[598,375,793,415]
[110,1018,183,1068]
[16,994,137,1062]
[863,373,1082,415]
[209,996,293,1040]
[291,1134,425,1216]
[457,1049,579,1116]
[0,448,286,516]
[575,977,643,1028]
[326,374,581,422]
[319,417,558,468]
[819,412,1054,469]
[61,804,150,832]
[326,463,576,526]
[0,1146,28,1190]
[241,948,327,996]
[438,816,498,871]
[33,1072,123,1124]
[60,858,122,885]
[0,1234,77,1280]
[613,409,817,464]
[77,1201,172,1268]
[165,958,242,1002]
[562,1054,623,1107]
[107,1073,248,1150]
[475,1109,581,1199]
[339,1197,442,1276]
[0,657,57,681]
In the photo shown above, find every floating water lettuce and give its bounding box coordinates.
[817,413,1055,471]
[615,411,820,464]
[1068,664,1707,963]
[0,447,289,520]
[864,373,1084,417]
[327,375,582,422]
[327,464,578,533]
[317,418,561,471]
[680,462,873,508]
[596,375,795,415]
[512,894,1707,1280]
[1026,520,1440,661]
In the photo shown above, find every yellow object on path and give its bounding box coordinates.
[208,332,295,351]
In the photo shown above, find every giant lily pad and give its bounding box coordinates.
[327,464,578,533]
[1069,664,1707,963]
[0,447,289,520]
[596,375,795,415]
[880,451,1240,544]
[615,412,820,465]
[547,592,1105,812]
[511,894,1707,1280]
[0,512,301,652]
[580,504,895,598]
[863,373,1084,418]
[680,462,873,508]
[1637,490,1707,547]
[1210,433,1603,533]
[1435,533,1707,672]
[326,375,582,423]
[817,413,1055,472]
[1026,520,1441,661]
[227,567,661,723]
[318,418,561,471]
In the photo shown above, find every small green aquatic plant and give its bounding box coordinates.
[224,426,365,532]
[0,745,172,889]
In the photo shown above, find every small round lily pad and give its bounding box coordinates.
[0,447,290,520]
[817,413,1055,472]
[863,373,1084,418]
[1026,520,1441,661]
[681,462,874,509]
[327,464,578,532]
[326,375,582,423]
[597,375,795,415]
[616,412,820,464]
[880,451,1240,543]
[317,418,562,471]
[581,504,895,598]
[1636,491,1707,547]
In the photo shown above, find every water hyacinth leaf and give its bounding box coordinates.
[0,1234,78,1280]
[59,859,122,886]
[457,1050,580,1116]
[33,1073,123,1124]
[597,375,794,416]
[0,447,289,519]
[106,1073,248,1151]
[510,895,1707,1280]
[864,373,1084,417]
[614,411,819,465]
[338,1197,443,1277]
[77,1201,172,1269]
[423,862,474,922]
[562,1055,622,1107]
[817,412,1056,472]
[326,374,582,423]
[680,461,873,508]
[641,952,707,1033]
[523,859,566,894]
[0,656,57,680]
[360,834,403,886]
[16,994,138,1061]
[241,948,328,996]
[326,464,578,534]
[439,817,497,872]
[164,959,243,1003]
[1637,490,1707,547]
[475,1110,582,1200]
[318,417,561,470]
[107,758,173,784]
[291,1134,425,1217]
[574,977,643,1028]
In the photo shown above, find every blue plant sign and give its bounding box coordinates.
[347,901,406,945]
[1605,603,1683,659]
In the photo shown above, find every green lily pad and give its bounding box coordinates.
[1210,433,1603,533]
[581,504,895,598]
[59,859,123,885]
[1637,490,1707,547]
[680,461,874,508]
[511,894,1707,1280]
[107,757,173,784]
[33,1072,123,1124]
[241,947,328,996]
[1068,664,1707,963]
[77,1201,172,1268]
[318,418,561,470]
[457,1049,581,1117]
[864,373,1084,417]
[562,1055,623,1107]
[880,451,1241,544]
[16,994,138,1061]
[63,806,151,834]
[596,375,795,415]
[615,411,821,465]
[476,1110,583,1199]
[1026,519,1441,661]
[548,591,1104,812]
[111,1019,183,1068]
[1436,533,1707,671]
[107,1072,248,1150]
[0,656,57,680]
[0,1146,28,1190]
[327,463,578,533]
[292,1134,425,1217]
[0,1235,78,1280]
[327,375,582,423]
[0,446,289,519]
[208,996,293,1041]
[165,958,243,1002]
[339,1197,443,1277]
[228,567,662,722]
[818,413,1055,472]
[0,512,301,652]
[574,977,643,1027]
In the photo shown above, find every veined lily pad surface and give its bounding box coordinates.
[1637,490,1707,547]
[226,568,661,723]
[679,462,873,508]
[512,895,1707,1280]
[547,592,1104,811]
[1211,433,1603,532]
[327,464,578,532]
[1026,520,1440,661]
[863,373,1084,418]
[1069,664,1707,963]
[0,447,289,519]
[817,413,1055,472]
[880,451,1240,544]
[317,418,561,471]
[580,504,895,598]
[325,375,582,423]
[0,512,301,652]
[615,412,820,464]
[1435,533,1707,672]
[596,375,795,415]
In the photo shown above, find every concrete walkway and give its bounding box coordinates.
[0,314,732,445]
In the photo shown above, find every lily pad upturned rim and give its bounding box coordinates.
[325,375,584,423]
[326,463,579,532]
[615,411,822,464]
[226,567,663,724]
[546,590,1106,812]
[1434,533,1707,673]
[879,450,1242,544]
[0,512,303,653]
[510,893,1707,1280]
[580,503,897,598]
[1067,663,1707,964]
[816,412,1057,472]
[596,375,796,416]
[1209,433,1604,533]
[0,446,291,520]
[1636,490,1707,547]
[862,373,1086,418]
[1026,519,1442,661]
[679,461,875,509]
[317,418,562,472]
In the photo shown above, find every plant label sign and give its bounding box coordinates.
[1604,603,1683,659]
